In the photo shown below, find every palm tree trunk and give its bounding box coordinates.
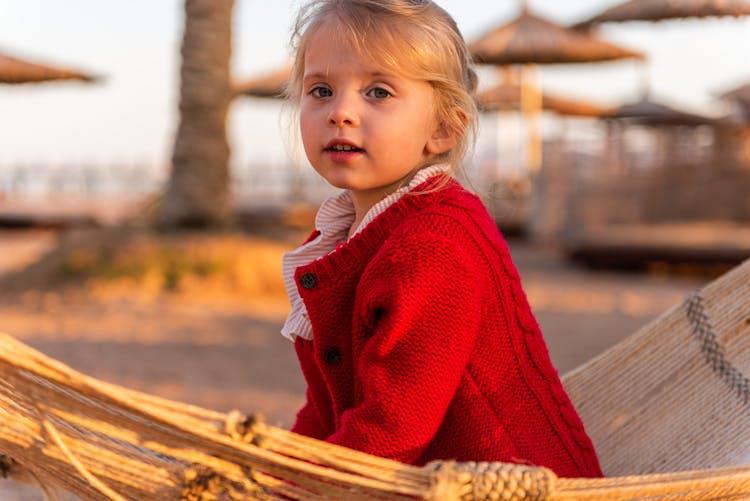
[160,0,234,228]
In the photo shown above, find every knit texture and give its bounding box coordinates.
[281,164,450,341]
[290,179,603,478]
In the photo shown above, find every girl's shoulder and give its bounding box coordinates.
[397,180,501,240]
[375,180,512,273]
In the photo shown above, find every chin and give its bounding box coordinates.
[318,172,360,191]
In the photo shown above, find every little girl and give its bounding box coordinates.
[281,0,603,478]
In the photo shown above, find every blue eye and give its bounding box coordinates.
[368,87,391,99]
[310,86,332,98]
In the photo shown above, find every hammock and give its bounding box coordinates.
[0,259,748,500]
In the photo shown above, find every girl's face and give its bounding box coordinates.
[299,20,456,211]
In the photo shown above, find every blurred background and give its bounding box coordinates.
[1,0,749,223]
[0,1,749,496]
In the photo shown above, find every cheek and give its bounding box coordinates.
[299,109,317,145]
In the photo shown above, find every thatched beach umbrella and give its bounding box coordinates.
[468,3,644,176]
[469,5,645,66]
[598,94,719,177]
[572,0,750,30]
[602,95,717,126]
[476,81,612,117]
[233,64,290,99]
[571,0,750,172]
[0,50,97,84]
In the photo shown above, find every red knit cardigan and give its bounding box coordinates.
[289,179,603,478]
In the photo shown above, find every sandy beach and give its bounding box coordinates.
[0,222,709,499]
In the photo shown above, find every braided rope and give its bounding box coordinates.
[685,294,750,406]
[426,460,554,501]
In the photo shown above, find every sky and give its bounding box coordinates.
[0,0,748,171]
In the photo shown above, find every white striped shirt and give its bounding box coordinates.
[281,164,451,341]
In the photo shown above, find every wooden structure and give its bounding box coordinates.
[716,81,750,169]
[596,94,719,174]
[553,91,750,265]
[545,1,750,264]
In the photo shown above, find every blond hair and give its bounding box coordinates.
[286,0,478,172]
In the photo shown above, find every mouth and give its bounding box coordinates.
[324,140,364,154]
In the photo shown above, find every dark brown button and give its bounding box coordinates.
[299,272,317,289]
[323,347,341,365]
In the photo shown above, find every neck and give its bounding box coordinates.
[347,170,423,237]
[348,190,383,238]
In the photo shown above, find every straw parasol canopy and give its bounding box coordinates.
[573,0,750,30]
[468,4,643,176]
[468,6,645,65]
[476,82,612,117]
[233,65,290,99]
[601,95,717,126]
[0,50,97,84]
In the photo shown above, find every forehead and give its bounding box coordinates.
[303,17,416,76]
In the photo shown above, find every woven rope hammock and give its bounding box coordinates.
[1,259,749,500]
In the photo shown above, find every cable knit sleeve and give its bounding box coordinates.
[325,221,484,463]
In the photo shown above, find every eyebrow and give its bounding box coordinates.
[302,72,329,83]
[302,71,398,83]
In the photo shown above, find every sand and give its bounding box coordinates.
[0,226,708,499]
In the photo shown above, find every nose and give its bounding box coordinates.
[327,94,359,127]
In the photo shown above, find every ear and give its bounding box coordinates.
[425,109,468,156]
[425,122,458,156]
